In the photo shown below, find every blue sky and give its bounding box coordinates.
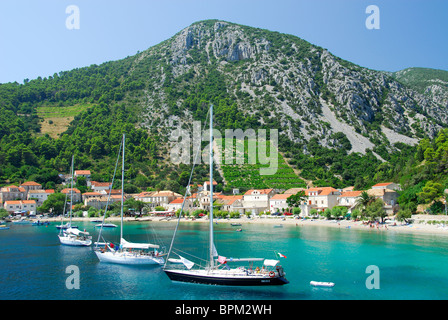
[0,0,447,84]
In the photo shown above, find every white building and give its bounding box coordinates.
[27,189,55,207]
[305,187,341,212]
[243,189,276,215]
[337,191,363,211]
[269,194,292,213]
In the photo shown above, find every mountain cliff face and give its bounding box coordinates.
[129,20,446,159]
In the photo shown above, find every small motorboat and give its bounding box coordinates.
[95,223,117,228]
[310,281,335,287]
[56,223,78,230]
[230,223,242,226]
[32,220,50,226]
[236,228,242,232]
[0,224,10,230]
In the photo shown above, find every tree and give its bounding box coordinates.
[365,198,387,223]
[417,181,442,204]
[396,208,412,224]
[124,197,147,215]
[38,193,67,215]
[286,191,307,208]
[0,208,9,219]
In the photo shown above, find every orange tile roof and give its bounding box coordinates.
[90,181,111,187]
[372,182,393,187]
[220,195,243,205]
[170,198,185,204]
[340,191,363,198]
[270,194,292,200]
[305,187,338,196]
[4,200,22,205]
[20,181,42,186]
[244,189,273,195]
[61,188,81,194]
[22,200,36,204]
[75,170,91,175]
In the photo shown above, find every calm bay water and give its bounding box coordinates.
[1,220,448,300]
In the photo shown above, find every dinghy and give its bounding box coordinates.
[310,281,335,287]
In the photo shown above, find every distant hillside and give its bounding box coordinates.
[392,67,448,94]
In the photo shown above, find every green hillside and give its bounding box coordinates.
[0,20,447,200]
[392,67,448,93]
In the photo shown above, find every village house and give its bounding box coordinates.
[371,182,401,191]
[367,188,398,206]
[305,187,341,212]
[61,188,82,203]
[214,195,244,213]
[99,189,122,196]
[269,193,292,213]
[4,200,37,214]
[167,198,194,212]
[27,189,55,206]
[0,185,27,203]
[74,170,91,182]
[20,181,42,193]
[134,191,156,203]
[337,190,363,211]
[84,195,122,210]
[242,189,276,215]
[193,191,224,211]
[82,192,102,200]
[89,181,112,193]
[134,190,181,209]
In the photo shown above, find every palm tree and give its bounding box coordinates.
[355,191,375,214]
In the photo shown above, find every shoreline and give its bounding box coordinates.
[41,214,448,237]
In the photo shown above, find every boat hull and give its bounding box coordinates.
[164,269,289,286]
[58,235,92,246]
[95,250,164,265]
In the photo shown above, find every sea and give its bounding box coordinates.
[1,219,448,301]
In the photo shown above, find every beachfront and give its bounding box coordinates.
[43,213,448,237]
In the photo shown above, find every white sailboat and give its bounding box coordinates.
[94,134,164,265]
[58,155,92,246]
[163,104,289,286]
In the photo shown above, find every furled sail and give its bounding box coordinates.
[120,238,159,249]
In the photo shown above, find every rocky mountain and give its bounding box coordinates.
[131,20,446,158]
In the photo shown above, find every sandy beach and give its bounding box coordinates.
[43,214,448,237]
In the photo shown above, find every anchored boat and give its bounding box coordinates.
[163,104,288,286]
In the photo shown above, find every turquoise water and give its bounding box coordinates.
[1,220,448,300]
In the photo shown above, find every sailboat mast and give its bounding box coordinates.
[120,134,125,243]
[209,104,214,270]
[69,155,74,226]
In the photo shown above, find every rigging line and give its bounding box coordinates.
[95,136,123,249]
[171,247,208,262]
[164,106,211,268]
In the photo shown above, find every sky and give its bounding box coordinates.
[0,0,447,84]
